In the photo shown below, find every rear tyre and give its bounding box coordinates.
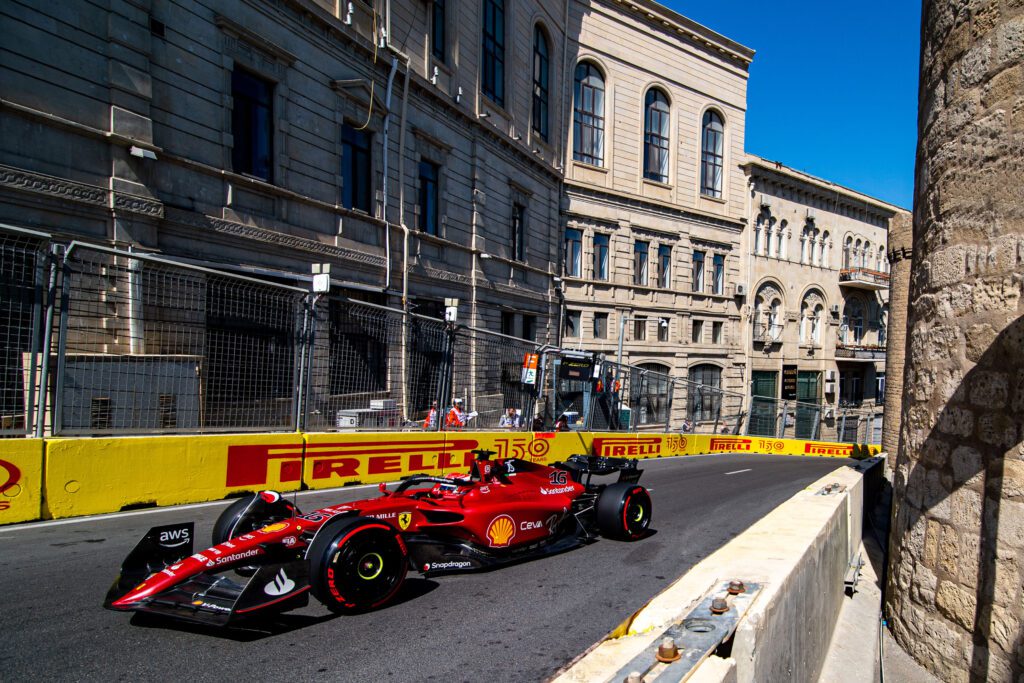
[212,492,298,545]
[308,517,408,614]
[596,482,652,540]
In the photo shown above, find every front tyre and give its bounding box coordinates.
[596,482,652,540]
[212,491,298,544]
[308,517,408,614]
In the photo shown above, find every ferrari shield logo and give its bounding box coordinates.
[398,512,412,530]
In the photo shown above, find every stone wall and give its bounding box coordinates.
[882,210,912,456]
[886,1,1024,680]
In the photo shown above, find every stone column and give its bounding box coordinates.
[886,2,1024,681]
[882,211,912,457]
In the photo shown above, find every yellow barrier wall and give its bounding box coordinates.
[0,431,877,525]
[45,433,305,519]
[0,439,44,524]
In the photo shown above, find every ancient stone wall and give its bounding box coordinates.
[882,211,912,456]
[886,1,1024,680]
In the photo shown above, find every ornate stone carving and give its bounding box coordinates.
[0,165,106,207]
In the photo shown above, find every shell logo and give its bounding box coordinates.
[259,522,289,533]
[486,514,516,547]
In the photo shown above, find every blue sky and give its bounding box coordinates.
[663,1,921,209]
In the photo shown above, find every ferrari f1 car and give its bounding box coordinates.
[104,450,652,625]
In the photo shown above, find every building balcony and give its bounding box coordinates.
[835,343,886,362]
[753,323,784,343]
[839,268,890,291]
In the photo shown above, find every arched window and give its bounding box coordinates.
[531,26,549,141]
[800,228,809,264]
[864,241,872,269]
[854,239,863,268]
[754,216,764,255]
[688,364,722,422]
[700,110,724,198]
[842,300,865,344]
[754,285,784,343]
[878,246,887,273]
[573,63,605,166]
[812,305,823,344]
[643,89,671,183]
[637,363,670,425]
[778,220,788,259]
[821,231,830,268]
[843,236,853,268]
[481,0,505,105]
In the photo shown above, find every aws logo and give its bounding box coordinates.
[486,515,516,547]
[0,459,22,513]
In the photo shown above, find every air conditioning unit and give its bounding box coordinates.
[830,304,840,316]
[734,283,747,297]
[825,369,836,381]
[824,381,836,394]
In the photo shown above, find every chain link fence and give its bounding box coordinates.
[0,228,884,443]
[0,226,48,436]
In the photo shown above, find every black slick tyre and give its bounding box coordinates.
[212,492,297,546]
[596,482,652,540]
[307,517,408,614]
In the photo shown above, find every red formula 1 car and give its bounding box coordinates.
[104,450,652,625]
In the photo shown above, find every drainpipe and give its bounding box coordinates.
[381,56,398,292]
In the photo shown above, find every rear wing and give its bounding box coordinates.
[562,454,643,485]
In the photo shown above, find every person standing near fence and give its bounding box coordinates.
[445,398,467,430]
[423,401,439,430]
[498,408,521,430]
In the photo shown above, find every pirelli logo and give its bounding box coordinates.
[804,442,855,457]
[708,437,753,453]
[225,439,480,487]
[592,437,662,457]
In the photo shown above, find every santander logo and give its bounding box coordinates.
[264,568,296,596]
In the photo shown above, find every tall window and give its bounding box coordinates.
[843,236,853,268]
[501,311,515,336]
[754,217,764,255]
[593,234,609,280]
[700,110,724,198]
[688,364,722,421]
[812,305,823,344]
[532,26,549,141]
[593,312,608,339]
[418,160,439,235]
[573,63,605,166]
[510,203,525,261]
[232,68,274,181]
[481,0,505,105]
[691,319,703,343]
[692,250,705,292]
[341,123,372,212]
[523,315,537,342]
[633,317,647,341]
[768,299,782,340]
[658,318,670,342]
[712,321,723,344]
[634,240,649,285]
[431,0,446,63]
[658,245,671,288]
[564,228,582,277]
[712,253,724,294]
[564,310,581,338]
[822,231,830,267]
[643,89,670,183]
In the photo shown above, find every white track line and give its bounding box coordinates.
[725,468,752,475]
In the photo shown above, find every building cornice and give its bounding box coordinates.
[565,183,746,233]
[742,156,909,218]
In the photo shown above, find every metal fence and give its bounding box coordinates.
[0,227,883,443]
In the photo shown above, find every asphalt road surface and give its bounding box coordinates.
[0,454,851,682]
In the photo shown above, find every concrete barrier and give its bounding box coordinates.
[553,458,883,683]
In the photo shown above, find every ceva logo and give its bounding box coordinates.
[0,459,22,512]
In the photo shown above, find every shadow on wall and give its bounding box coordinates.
[889,314,1024,681]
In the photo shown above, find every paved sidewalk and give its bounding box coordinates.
[818,488,940,683]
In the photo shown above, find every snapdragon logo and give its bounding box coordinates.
[426,560,471,571]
